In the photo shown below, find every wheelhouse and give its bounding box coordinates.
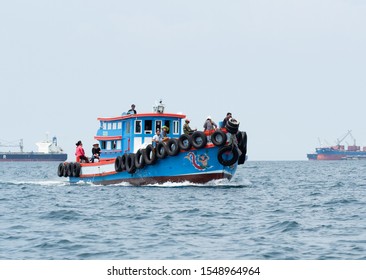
[95,113,186,159]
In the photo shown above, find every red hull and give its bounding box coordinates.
[316,154,345,160]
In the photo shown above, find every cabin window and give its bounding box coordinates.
[102,122,107,130]
[112,122,117,130]
[144,120,152,134]
[164,120,170,132]
[117,122,122,129]
[126,121,130,133]
[101,141,106,149]
[173,120,179,134]
[107,123,112,130]
[135,120,142,134]
[155,120,162,132]
[112,140,117,149]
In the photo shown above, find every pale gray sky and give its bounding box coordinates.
[1,0,365,160]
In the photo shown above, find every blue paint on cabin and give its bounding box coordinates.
[95,113,185,159]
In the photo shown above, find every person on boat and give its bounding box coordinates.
[221,112,232,128]
[127,104,137,114]
[203,116,217,141]
[161,126,170,141]
[203,116,217,131]
[152,129,162,147]
[91,143,101,163]
[183,119,196,135]
[75,140,89,163]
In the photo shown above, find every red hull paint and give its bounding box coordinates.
[316,154,345,160]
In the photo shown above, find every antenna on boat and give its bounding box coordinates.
[153,99,165,113]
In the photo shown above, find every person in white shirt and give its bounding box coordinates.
[152,129,162,147]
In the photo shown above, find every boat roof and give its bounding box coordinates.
[97,113,186,122]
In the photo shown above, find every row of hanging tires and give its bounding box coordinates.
[56,129,247,178]
[113,131,208,174]
[57,162,81,177]
[114,129,247,174]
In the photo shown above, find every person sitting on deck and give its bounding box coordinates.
[91,143,101,163]
[161,126,170,141]
[152,129,162,147]
[127,104,137,114]
[75,140,89,163]
[183,119,197,135]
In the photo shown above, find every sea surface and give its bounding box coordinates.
[0,160,365,260]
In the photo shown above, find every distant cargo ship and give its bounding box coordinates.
[307,130,366,160]
[0,136,67,162]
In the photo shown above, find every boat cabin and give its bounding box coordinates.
[94,103,186,159]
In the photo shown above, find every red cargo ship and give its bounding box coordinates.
[307,131,366,160]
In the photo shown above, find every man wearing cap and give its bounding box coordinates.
[127,104,137,114]
[91,143,101,163]
[183,119,197,135]
[161,126,170,141]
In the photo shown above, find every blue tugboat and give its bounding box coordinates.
[57,101,247,185]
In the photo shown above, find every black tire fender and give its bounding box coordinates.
[238,131,247,155]
[135,149,145,169]
[191,131,207,149]
[238,131,247,165]
[72,162,81,177]
[126,153,136,174]
[225,118,240,134]
[63,162,69,177]
[217,145,239,166]
[143,144,157,165]
[67,162,74,177]
[115,156,123,172]
[166,138,180,156]
[57,163,64,177]
[178,134,192,151]
[121,154,127,171]
[211,130,227,147]
[156,142,168,159]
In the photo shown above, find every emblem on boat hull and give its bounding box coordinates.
[185,152,212,171]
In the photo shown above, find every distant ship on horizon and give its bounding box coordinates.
[307,130,366,160]
[0,136,67,162]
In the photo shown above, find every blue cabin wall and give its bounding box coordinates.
[95,115,184,159]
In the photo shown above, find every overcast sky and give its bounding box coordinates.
[1,0,365,160]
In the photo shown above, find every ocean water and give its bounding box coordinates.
[0,160,365,260]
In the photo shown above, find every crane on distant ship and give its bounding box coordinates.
[336,130,353,146]
[0,139,24,152]
[348,131,357,146]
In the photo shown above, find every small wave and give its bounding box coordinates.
[0,180,69,187]
[143,178,251,188]
[41,210,83,221]
[7,225,27,230]
[268,221,300,233]
[325,198,359,205]
[330,182,345,188]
